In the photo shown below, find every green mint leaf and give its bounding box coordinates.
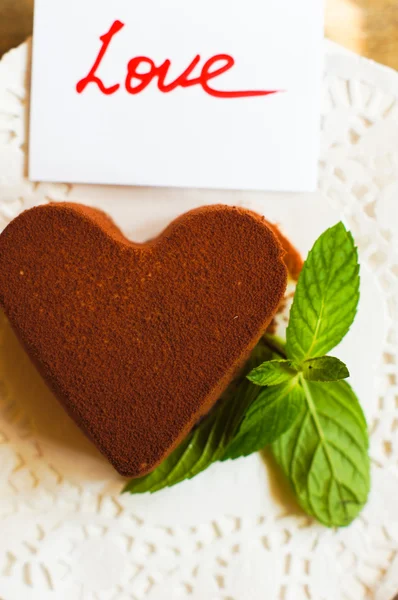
[247,360,298,386]
[286,223,360,363]
[272,378,370,527]
[223,379,304,460]
[303,356,350,382]
[123,343,271,494]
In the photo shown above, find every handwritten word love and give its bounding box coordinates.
[76,20,279,99]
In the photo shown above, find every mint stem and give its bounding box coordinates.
[263,333,287,359]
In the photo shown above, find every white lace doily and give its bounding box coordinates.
[0,40,397,600]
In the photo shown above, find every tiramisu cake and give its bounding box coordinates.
[0,203,300,477]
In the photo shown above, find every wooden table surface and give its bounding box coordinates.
[0,0,398,69]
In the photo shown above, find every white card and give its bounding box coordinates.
[30,0,323,192]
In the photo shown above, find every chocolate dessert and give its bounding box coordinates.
[0,203,291,477]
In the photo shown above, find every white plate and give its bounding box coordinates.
[0,40,397,600]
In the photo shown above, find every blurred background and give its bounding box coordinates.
[0,0,398,69]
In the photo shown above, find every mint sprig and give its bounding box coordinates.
[223,380,304,460]
[247,360,298,386]
[286,222,360,362]
[272,379,369,527]
[302,356,349,382]
[123,223,370,528]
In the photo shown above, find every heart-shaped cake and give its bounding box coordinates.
[0,203,288,477]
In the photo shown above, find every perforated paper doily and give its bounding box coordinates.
[0,40,397,600]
